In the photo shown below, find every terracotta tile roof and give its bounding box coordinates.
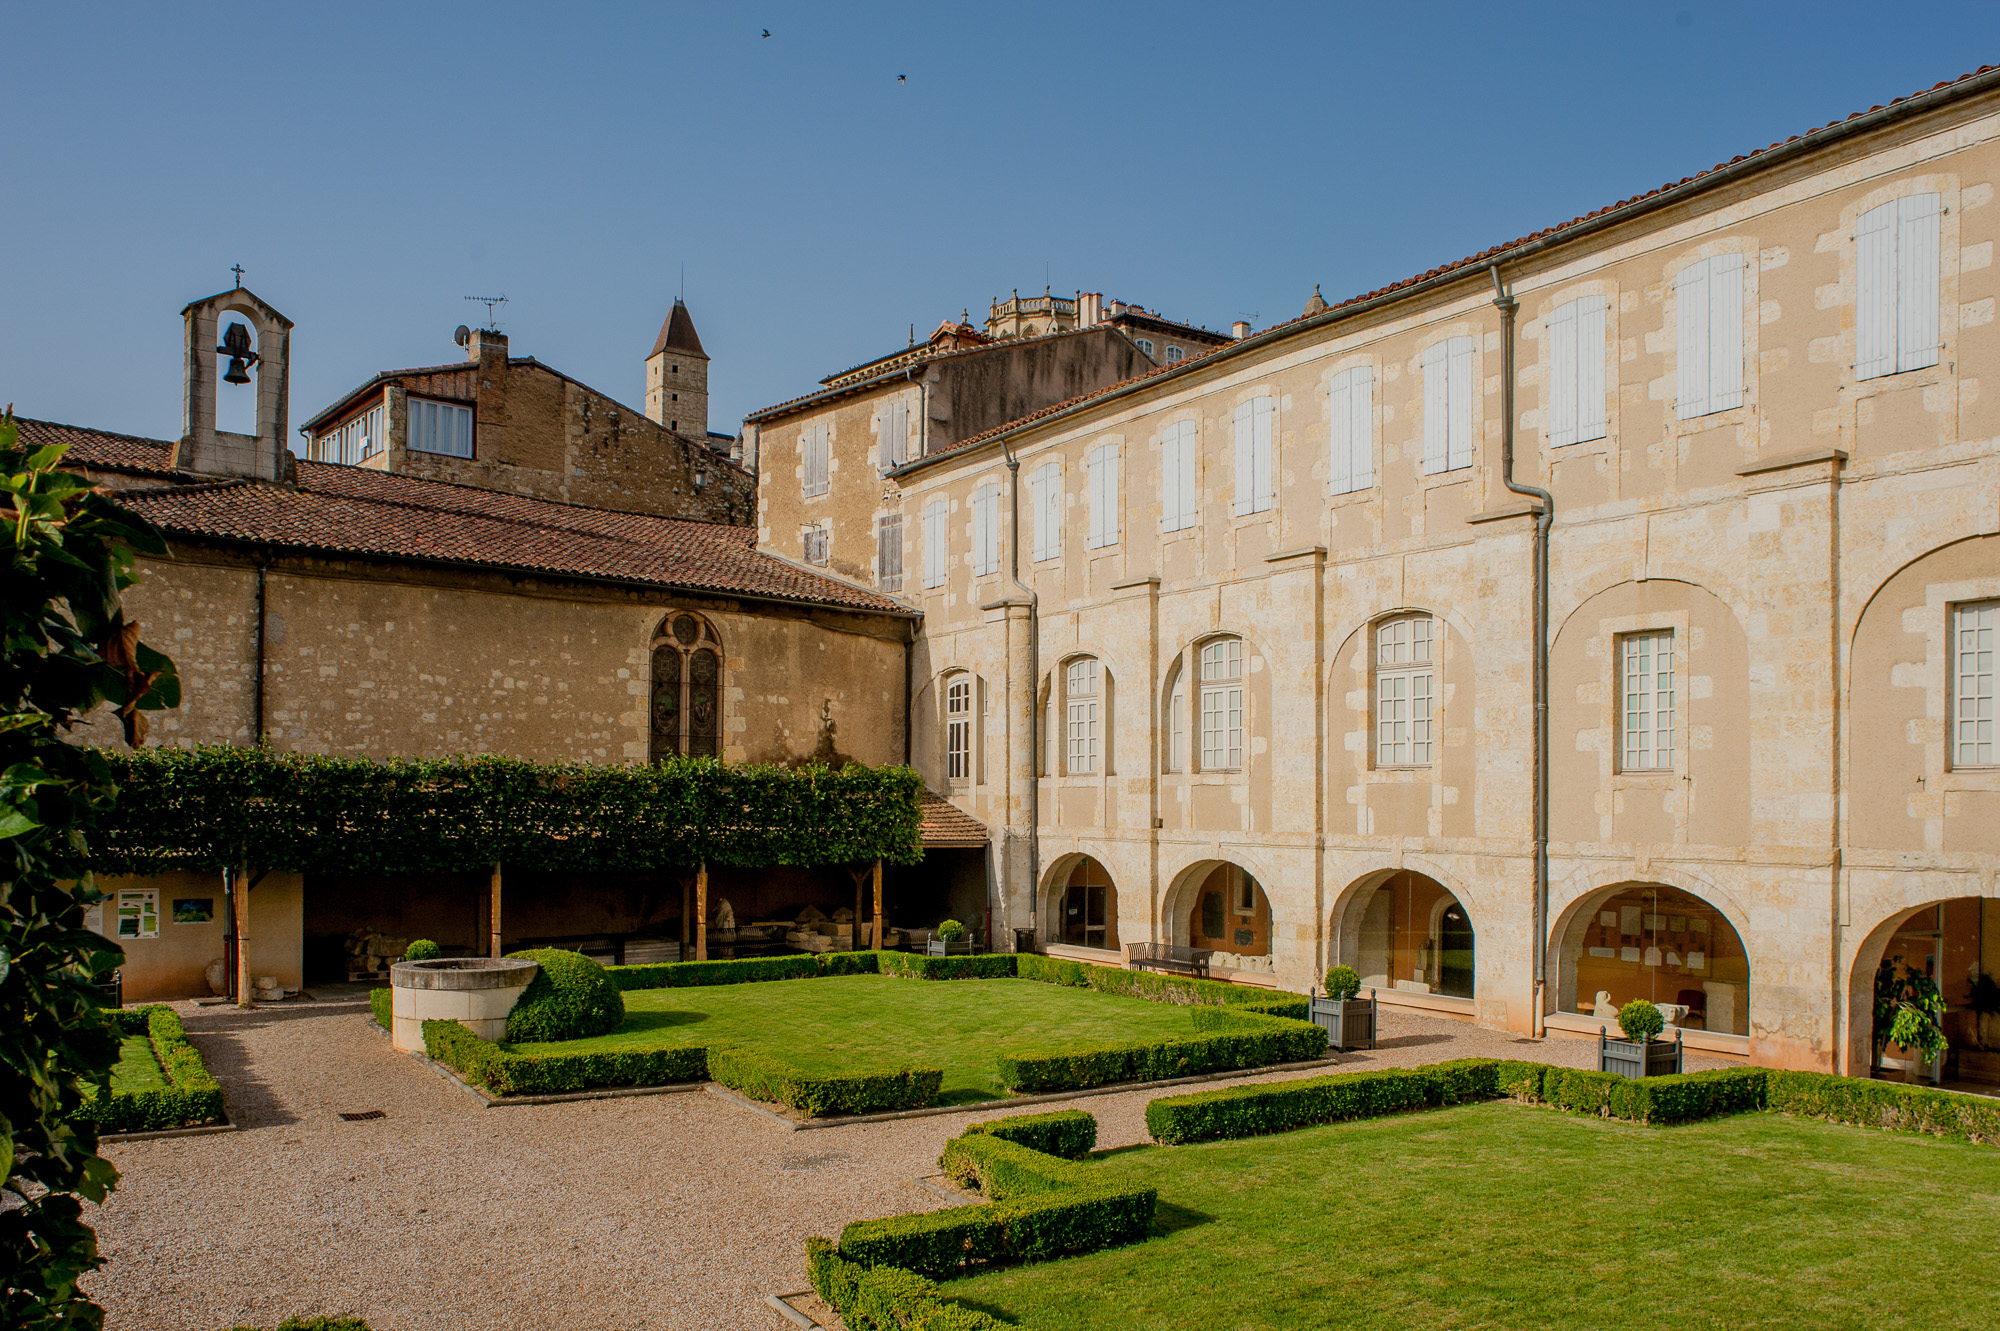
[18,418,910,616]
[899,65,2000,475]
[917,791,988,847]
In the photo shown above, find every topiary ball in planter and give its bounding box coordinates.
[937,919,967,942]
[1617,998,1665,1044]
[1324,965,1361,1001]
[404,939,442,961]
[503,949,625,1042]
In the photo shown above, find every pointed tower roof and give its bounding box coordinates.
[1302,284,1329,318]
[651,299,707,358]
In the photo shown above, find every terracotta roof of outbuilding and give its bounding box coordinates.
[18,418,910,615]
[897,64,2000,476]
[917,791,988,847]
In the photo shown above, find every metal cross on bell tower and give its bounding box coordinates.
[231,264,245,289]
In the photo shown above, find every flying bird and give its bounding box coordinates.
[761,28,771,38]
[897,74,907,82]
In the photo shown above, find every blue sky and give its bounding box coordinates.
[5,3,1997,444]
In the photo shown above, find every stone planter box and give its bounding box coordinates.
[390,957,538,1054]
[1309,993,1377,1051]
[1598,1028,1685,1078]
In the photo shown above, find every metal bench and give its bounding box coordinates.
[1126,941,1214,977]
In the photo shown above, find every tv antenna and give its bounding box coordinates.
[464,294,508,329]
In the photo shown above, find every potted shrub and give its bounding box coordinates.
[1874,958,1948,1084]
[926,919,975,957]
[1597,997,1684,1078]
[1309,965,1376,1051]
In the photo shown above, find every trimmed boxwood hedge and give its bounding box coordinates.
[997,1009,1327,1094]
[503,948,625,1042]
[806,1238,1005,1330]
[606,949,882,991]
[1146,1058,1498,1144]
[420,1018,941,1114]
[965,1108,1096,1160]
[1016,953,1300,1011]
[878,951,1019,980]
[1767,1068,2000,1145]
[838,1123,1155,1279]
[77,1005,226,1133]
[368,987,391,1030]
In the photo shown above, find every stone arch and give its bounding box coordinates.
[1044,652,1114,778]
[1325,608,1476,841]
[649,610,724,762]
[1038,852,1120,953]
[1548,876,1753,1036]
[1547,578,1751,848]
[1329,866,1478,1000]
[1844,889,1999,1079]
[1845,534,2000,854]
[1159,855,1277,975]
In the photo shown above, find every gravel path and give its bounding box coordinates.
[87,994,1731,1331]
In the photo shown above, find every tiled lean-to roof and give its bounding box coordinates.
[897,64,2000,475]
[917,791,988,848]
[19,418,910,615]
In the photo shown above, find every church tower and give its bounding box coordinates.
[173,281,295,480]
[645,299,709,438]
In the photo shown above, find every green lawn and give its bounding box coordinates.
[944,1102,2000,1330]
[511,974,1199,1103]
[110,1035,168,1093]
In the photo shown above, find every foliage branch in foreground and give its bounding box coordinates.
[91,746,926,875]
[1,412,181,1330]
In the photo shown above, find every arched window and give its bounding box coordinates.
[945,674,975,782]
[1374,613,1434,769]
[1048,657,1111,776]
[650,613,723,761]
[1198,637,1244,771]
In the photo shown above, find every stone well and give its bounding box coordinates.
[389,957,538,1053]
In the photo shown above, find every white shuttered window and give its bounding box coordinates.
[879,400,909,469]
[1421,338,1475,474]
[876,514,903,591]
[1160,421,1200,532]
[1620,631,1676,772]
[1954,602,1997,768]
[802,423,829,497]
[1546,296,1608,446]
[1328,366,1375,494]
[1232,397,1276,515]
[1856,193,1943,381]
[1674,254,1746,418]
[1030,462,1062,562]
[922,500,948,589]
[971,484,1000,576]
[1086,444,1120,549]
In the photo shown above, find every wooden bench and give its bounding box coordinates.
[1126,941,1214,977]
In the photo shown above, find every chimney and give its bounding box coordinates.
[1231,320,1253,340]
[1108,301,1126,318]
[1078,292,1103,326]
[467,327,509,364]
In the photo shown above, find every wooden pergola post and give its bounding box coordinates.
[234,863,253,1008]
[489,861,504,958]
[695,860,708,962]
[679,874,692,954]
[872,857,884,954]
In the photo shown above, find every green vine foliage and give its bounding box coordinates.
[2,412,182,1330]
[91,747,926,875]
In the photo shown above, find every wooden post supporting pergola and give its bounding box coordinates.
[872,857,884,954]
[695,860,709,962]
[679,874,692,955]
[233,863,253,1008]
[489,861,504,958]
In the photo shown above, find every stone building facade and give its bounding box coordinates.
[764,68,2000,1076]
[298,303,753,525]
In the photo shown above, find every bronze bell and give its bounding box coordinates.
[218,322,258,385]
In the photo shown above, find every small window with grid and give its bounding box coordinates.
[1065,659,1100,775]
[1620,630,1675,772]
[946,678,973,781]
[1953,601,1996,768]
[1198,638,1244,771]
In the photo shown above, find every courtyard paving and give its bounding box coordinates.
[87,990,1732,1331]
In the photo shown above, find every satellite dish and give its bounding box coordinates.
[454,325,471,347]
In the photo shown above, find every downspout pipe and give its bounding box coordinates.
[1491,266,1553,1039]
[998,436,1039,949]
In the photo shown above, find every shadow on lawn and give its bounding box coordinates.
[1151,1200,1214,1236]
[609,1009,710,1034]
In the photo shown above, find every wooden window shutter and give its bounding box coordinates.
[1547,300,1578,446]
[1446,338,1475,471]
[1421,342,1449,474]
[1577,296,1607,443]
[1233,403,1256,514]
[1897,192,1942,374]
[1856,200,1898,381]
[1708,255,1745,411]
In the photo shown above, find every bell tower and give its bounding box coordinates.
[174,280,295,480]
[645,299,710,438]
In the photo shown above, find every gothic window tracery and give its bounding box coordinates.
[651,613,723,761]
